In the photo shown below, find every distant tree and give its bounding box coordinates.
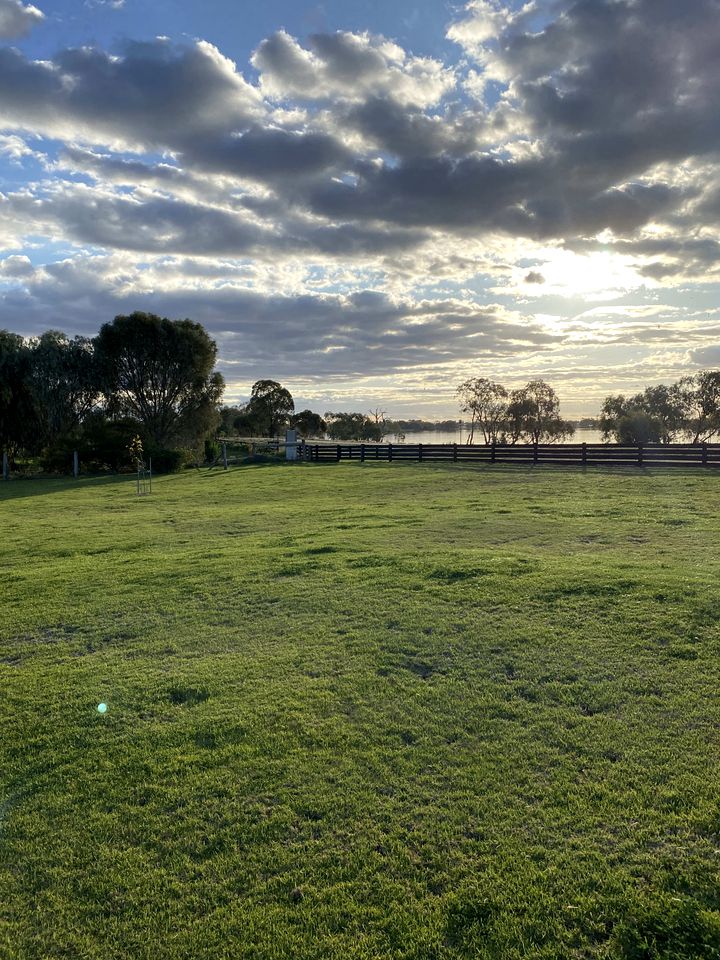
[291,409,326,437]
[504,380,574,444]
[456,378,508,444]
[324,412,383,441]
[242,379,294,437]
[600,383,686,443]
[28,330,100,448]
[0,330,34,459]
[368,407,388,439]
[678,371,720,442]
[95,312,224,448]
[232,407,261,436]
[217,405,245,436]
[599,396,628,441]
[615,410,663,444]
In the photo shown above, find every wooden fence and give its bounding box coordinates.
[299,441,720,468]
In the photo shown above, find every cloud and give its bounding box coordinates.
[0,254,33,277]
[446,0,510,50]
[0,132,39,162]
[0,251,563,379]
[524,271,544,284]
[253,29,454,107]
[689,345,720,367]
[1,179,427,260]
[0,0,43,39]
[1,4,720,408]
[0,40,263,151]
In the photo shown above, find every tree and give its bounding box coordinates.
[0,330,34,459]
[368,407,388,439]
[324,412,383,441]
[615,410,663,444]
[456,378,508,444]
[241,380,294,437]
[600,383,687,443]
[504,380,574,444]
[27,330,100,448]
[678,372,720,443]
[95,312,224,448]
[291,409,326,437]
[217,405,245,436]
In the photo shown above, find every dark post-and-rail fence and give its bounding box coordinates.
[297,441,720,468]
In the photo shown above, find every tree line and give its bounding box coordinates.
[599,374,720,444]
[3,311,720,474]
[456,374,720,446]
[1,312,223,472]
[456,378,575,444]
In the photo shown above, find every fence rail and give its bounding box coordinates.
[298,441,720,468]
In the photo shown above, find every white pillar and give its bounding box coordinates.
[286,429,298,460]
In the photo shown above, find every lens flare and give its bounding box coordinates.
[97,703,107,714]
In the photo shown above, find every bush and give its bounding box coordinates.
[81,414,139,472]
[145,446,195,473]
[204,438,221,463]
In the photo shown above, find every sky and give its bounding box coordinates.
[1,0,720,418]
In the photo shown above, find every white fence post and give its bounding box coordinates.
[286,429,298,461]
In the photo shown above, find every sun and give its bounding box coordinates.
[518,249,649,300]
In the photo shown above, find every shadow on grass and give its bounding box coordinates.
[0,472,140,503]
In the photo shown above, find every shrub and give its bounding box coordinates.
[145,446,194,473]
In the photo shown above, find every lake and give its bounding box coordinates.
[387,427,606,444]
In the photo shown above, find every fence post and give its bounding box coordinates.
[73,450,79,478]
[582,442,587,465]
[149,458,152,494]
[453,442,457,462]
[638,443,644,466]
[533,442,538,464]
[388,443,393,462]
[360,444,365,462]
[336,444,341,461]
[314,444,318,461]
[2,451,8,481]
[222,442,228,470]
[491,441,496,463]
[419,442,423,462]
[702,442,708,466]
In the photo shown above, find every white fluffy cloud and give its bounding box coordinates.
[252,30,455,107]
[0,0,43,39]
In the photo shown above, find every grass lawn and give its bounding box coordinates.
[1,462,720,959]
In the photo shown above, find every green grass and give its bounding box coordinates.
[1,462,720,959]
